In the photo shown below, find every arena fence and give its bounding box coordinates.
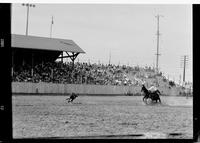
[12,82,181,96]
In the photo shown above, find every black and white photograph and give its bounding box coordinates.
[9,2,194,140]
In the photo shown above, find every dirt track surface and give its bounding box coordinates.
[12,95,193,139]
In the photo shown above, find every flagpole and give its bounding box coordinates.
[50,16,53,38]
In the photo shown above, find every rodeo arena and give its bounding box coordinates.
[12,34,193,139]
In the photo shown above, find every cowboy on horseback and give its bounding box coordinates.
[141,83,161,103]
[148,83,161,96]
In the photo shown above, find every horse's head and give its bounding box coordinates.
[141,84,145,91]
[141,84,148,94]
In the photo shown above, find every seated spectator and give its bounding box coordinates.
[12,60,152,86]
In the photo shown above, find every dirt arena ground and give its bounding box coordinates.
[12,95,193,139]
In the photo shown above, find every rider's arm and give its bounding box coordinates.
[148,86,153,91]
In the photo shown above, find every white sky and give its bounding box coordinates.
[11,3,193,83]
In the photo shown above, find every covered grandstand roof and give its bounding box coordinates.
[11,34,85,53]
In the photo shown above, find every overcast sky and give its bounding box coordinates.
[11,3,192,83]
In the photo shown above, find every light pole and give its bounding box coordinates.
[22,3,35,36]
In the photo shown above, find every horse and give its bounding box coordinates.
[149,90,161,103]
[66,93,78,103]
[141,85,150,102]
[141,85,161,103]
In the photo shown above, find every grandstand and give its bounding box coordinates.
[11,34,191,96]
[11,34,85,83]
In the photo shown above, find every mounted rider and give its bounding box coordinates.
[148,83,161,95]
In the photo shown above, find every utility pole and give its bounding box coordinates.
[152,62,155,72]
[22,3,36,36]
[155,14,163,74]
[109,51,111,65]
[50,15,54,38]
[179,74,182,85]
[181,55,189,84]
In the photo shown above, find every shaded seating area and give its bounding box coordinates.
[11,34,85,83]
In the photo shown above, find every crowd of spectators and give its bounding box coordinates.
[12,61,156,86]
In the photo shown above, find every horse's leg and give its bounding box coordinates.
[159,97,161,103]
[156,96,161,103]
[143,96,148,103]
[68,98,72,103]
[154,93,159,103]
[155,96,158,103]
[143,96,145,102]
[66,98,71,103]
[145,97,148,103]
[145,97,147,102]
[143,95,147,102]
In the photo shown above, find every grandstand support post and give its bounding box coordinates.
[72,52,75,83]
[65,52,79,69]
[11,50,14,77]
[51,69,53,81]
[65,52,79,83]
[31,52,34,79]
[61,52,63,63]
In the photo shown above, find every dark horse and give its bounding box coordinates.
[66,93,78,103]
[141,85,161,103]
